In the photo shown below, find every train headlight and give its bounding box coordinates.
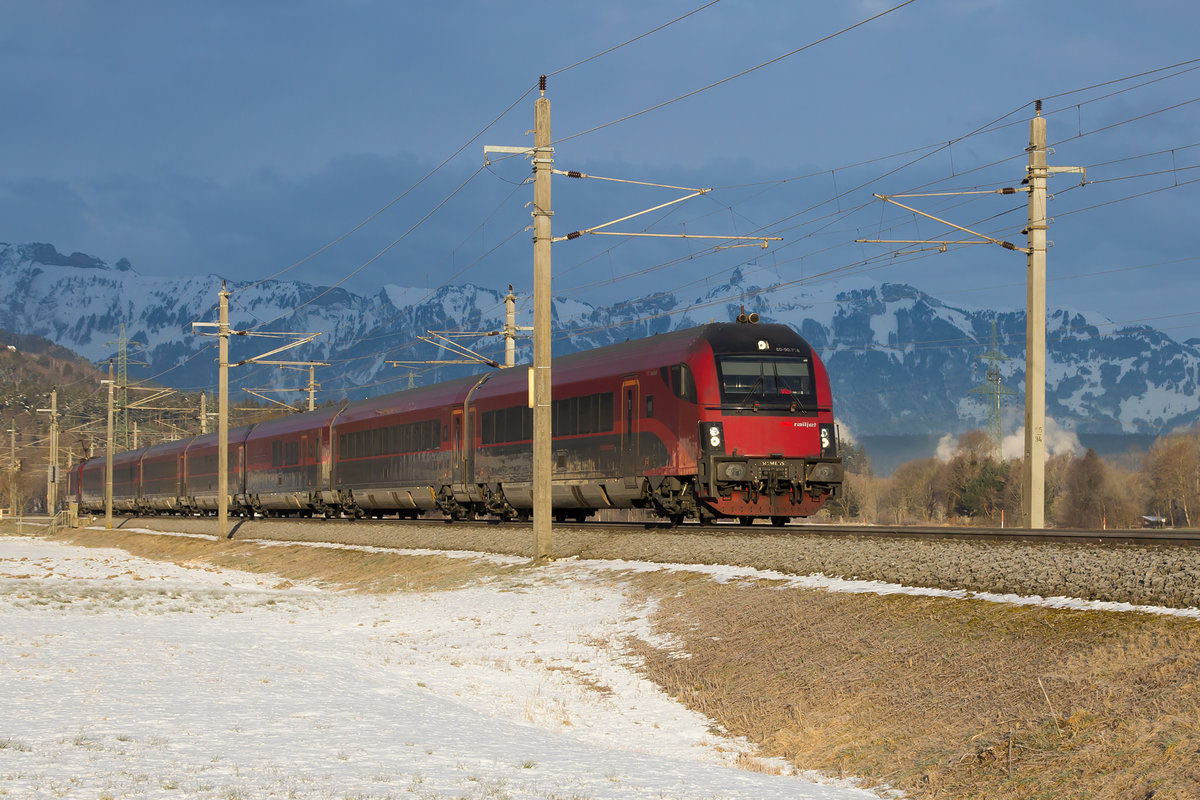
[819,423,837,457]
[700,421,725,454]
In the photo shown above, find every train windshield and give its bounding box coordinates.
[716,356,815,407]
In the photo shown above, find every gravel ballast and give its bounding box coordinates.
[89,516,1200,610]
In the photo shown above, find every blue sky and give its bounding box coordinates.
[3,0,1198,334]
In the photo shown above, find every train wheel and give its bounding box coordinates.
[771,516,788,527]
[669,514,685,527]
[738,516,755,526]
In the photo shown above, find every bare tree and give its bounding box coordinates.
[885,458,941,523]
[1145,436,1200,527]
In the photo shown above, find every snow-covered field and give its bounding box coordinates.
[0,534,883,800]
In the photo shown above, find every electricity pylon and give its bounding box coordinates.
[968,320,1017,458]
[104,325,131,451]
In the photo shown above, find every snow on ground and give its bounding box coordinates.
[0,534,884,800]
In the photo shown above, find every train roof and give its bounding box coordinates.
[186,425,255,452]
[333,373,489,426]
[140,438,190,460]
[243,401,348,440]
[467,322,814,399]
[554,322,812,371]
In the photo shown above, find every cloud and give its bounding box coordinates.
[1000,418,1082,461]
[0,152,507,290]
[934,433,957,462]
[932,418,1082,462]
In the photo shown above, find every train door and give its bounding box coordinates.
[621,377,640,476]
[466,407,477,489]
[232,443,245,505]
[451,408,464,489]
[300,434,310,488]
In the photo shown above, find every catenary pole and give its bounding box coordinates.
[47,389,58,521]
[105,361,114,530]
[1021,102,1083,528]
[1023,107,1048,528]
[483,78,554,560]
[38,388,60,523]
[7,423,14,517]
[193,281,318,539]
[532,78,553,562]
[218,281,230,540]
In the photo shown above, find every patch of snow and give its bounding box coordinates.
[869,303,901,347]
[382,284,430,310]
[0,535,884,799]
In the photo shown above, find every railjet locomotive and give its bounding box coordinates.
[71,319,843,525]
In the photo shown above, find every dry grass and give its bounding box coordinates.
[47,529,515,593]
[625,571,1200,799]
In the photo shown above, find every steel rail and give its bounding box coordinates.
[69,514,1200,548]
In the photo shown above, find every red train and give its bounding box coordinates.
[70,320,843,525]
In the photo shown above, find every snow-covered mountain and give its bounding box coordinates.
[3,242,1198,436]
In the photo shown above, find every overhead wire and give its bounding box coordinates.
[152,35,1200,404]
[1042,58,1200,103]
[201,7,734,385]
[543,124,1200,345]
[545,1,724,77]
[236,85,538,295]
[200,0,988,397]
[574,68,1200,317]
[340,104,1200,386]
[553,0,920,146]
[213,2,736,383]
[238,163,489,336]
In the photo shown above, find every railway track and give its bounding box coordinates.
[68,511,1200,547]
[32,513,1200,610]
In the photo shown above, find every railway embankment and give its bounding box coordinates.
[97,515,1200,610]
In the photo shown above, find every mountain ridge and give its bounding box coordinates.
[3,241,1197,437]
